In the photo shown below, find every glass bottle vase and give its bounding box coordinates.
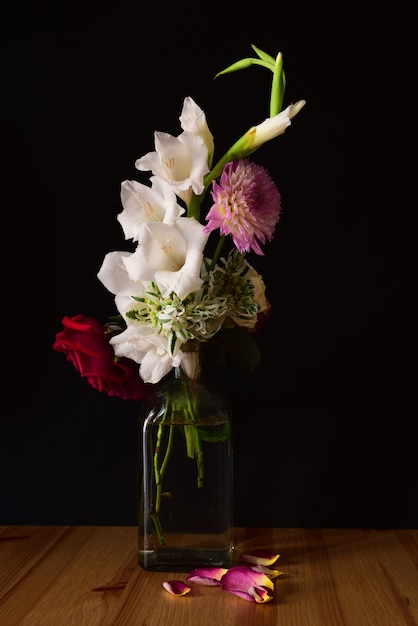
[138,348,233,572]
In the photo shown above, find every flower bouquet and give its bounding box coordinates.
[54,44,305,571]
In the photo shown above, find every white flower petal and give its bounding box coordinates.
[251,100,306,150]
[179,96,214,167]
[97,251,134,295]
[122,218,209,300]
[109,324,185,384]
[139,345,175,383]
[135,129,209,203]
[123,222,187,283]
[118,177,184,241]
[153,217,209,299]
[154,247,203,300]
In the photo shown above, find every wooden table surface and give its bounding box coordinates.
[0,525,417,625]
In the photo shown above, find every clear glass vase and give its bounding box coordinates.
[138,346,233,572]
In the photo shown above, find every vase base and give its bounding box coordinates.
[138,545,233,572]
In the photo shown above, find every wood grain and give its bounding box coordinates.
[0,526,417,625]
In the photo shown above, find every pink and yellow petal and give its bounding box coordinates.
[221,565,274,593]
[240,549,280,566]
[223,589,256,602]
[162,580,191,596]
[249,585,274,603]
[223,583,274,603]
[250,564,284,579]
[186,566,228,586]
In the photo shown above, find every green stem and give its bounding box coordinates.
[150,366,206,545]
[209,235,225,270]
[186,132,256,221]
[192,424,204,488]
[184,424,195,459]
[149,512,165,545]
[270,53,284,117]
[155,419,175,513]
[186,378,205,488]
[151,402,175,545]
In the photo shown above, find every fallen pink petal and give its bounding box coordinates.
[249,585,274,603]
[223,583,274,603]
[250,564,284,579]
[240,549,280,566]
[221,565,274,603]
[162,580,191,596]
[186,566,228,586]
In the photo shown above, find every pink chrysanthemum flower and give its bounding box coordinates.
[203,158,281,255]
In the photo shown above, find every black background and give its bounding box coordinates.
[1,2,416,528]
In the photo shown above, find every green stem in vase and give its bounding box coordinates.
[191,424,204,487]
[151,403,174,545]
[183,378,205,487]
[150,362,206,545]
[149,511,165,546]
[192,424,205,489]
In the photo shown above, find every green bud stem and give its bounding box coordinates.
[270,53,285,117]
[250,43,276,64]
[187,45,288,229]
[215,57,274,79]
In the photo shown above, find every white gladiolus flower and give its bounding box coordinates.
[179,96,215,168]
[122,216,209,300]
[97,250,146,315]
[109,325,184,384]
[135,129,210,204]
[118,176,184,241]
[248,100,306,151]
[97,250,133,296]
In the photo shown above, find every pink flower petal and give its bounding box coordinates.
[222,565,274,590]
[248,585,274,603]
[240,549,280,566]
[186,566,228,586]
[222,582,274,603]
[223,589,256,602]
[250,564,284,579]
[162,580,191,596]
[221,565,274,603]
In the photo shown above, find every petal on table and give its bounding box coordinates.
[223,589,255,602]
[249,585,274,603]
[240,549,280,566]
[250,564,284,579]
[221,565,274,603]
[162,580,191,596]
[224,584,274,603]
[186,566,228,586]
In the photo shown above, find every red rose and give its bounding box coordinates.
[53,314,151,401]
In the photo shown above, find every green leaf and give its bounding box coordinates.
[250,44,276,65]
[199,423,230,443]
[214,57,273,79]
